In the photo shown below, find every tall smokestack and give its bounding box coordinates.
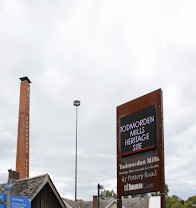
[16,77,31,179]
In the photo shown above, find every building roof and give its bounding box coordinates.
[63,198,115,208]
[63,197,149,208]
[0,174,46,197]
[0,173,66,208]
[63,198,93,208]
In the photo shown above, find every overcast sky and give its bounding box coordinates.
[0,0,196,201]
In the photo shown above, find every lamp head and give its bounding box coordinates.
[98,184,104,189]
[73,100,80,106]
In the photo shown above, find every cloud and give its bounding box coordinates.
[0,0,196,201]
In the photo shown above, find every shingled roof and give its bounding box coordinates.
[63,198,114,208]
[0,174,46,197]
[0,173,66,208]
[63,198,93,208]
[63,197,149,208]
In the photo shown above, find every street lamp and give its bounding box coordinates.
[73,100,80,201]
[97,184,104,208]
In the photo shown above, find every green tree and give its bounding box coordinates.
[166,196,175,208]
[187,195,196,205]
[165,184,169,196]
[182,201,193,208]
[100,189,117,200]
[166,195,182,208]
[171,201,183,208]
[165,194,196,208]
[172,195,181,201]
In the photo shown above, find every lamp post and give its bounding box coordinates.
[97,184,104,208]
[73,100,80,201]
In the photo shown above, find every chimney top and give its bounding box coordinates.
[20,77,31,83]
[8,169,20,180]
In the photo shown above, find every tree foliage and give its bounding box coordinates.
[183,201,193,208]
[165,184,169,196]
[100,189,117,200]
[187,196,196,205]
[166,195,194,208]
[151,184,195,208]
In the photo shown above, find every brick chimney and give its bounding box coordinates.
[93,196,98,208]
[8,169,20,180]
[16,77,31,179]
[8,169,20,185]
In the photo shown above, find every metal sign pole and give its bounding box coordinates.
[97,184,100,208]
[161,193,165,208]
[117,196,122,208]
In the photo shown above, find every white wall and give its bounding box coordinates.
[149,196,161,208]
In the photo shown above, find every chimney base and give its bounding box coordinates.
[8,169,20,185]
[93,196,98,208]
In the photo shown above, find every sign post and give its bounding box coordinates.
[0,193,6,208]
[4,187,11,208]
[0,193,6,202]
[0,187,31,208]
[117,89,165,208]
[10,195,31,208]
